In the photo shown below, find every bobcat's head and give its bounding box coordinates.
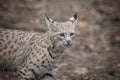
[45,14,78,48]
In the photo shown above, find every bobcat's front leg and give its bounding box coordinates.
[17,65,36,80]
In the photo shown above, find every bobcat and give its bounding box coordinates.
[0,14,78,80]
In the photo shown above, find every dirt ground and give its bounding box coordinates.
[0,0,120,80]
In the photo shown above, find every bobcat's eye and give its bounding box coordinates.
[70,33,75,36]
[59,33,65,37]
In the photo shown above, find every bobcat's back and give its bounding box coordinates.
[0,28,34,71]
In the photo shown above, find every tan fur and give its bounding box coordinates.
[0,14,77,80]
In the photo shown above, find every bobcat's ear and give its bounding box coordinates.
[69,13,78,28]
[69,13,78,23]
[45,15,56,31]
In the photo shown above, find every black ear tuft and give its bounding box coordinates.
[45,14,54,23]
[45,14,49,21]
[73,13,77,21]
[70,13,78,22]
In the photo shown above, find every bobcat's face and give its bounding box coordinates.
[45,14,77,48]
[54,22,76,47]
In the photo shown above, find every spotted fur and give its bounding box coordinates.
[0,14,77,80]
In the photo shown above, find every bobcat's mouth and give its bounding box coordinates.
[63,43,72,47]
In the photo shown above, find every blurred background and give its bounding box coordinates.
[0,0,120,80]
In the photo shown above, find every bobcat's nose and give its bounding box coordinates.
[67,40,71,44]
[65,36,72,46]
[66,40,71,46]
